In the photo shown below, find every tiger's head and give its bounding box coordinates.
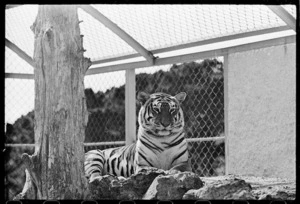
[137,92,186,137]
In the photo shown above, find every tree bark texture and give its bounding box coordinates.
[19,5,91,199]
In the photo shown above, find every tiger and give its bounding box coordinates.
[84,92,191,181]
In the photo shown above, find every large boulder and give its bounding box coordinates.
[143,171,203,200]
[88,168,166,200]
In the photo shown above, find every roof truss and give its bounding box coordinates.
[6,35,295,79]
[79,5,156,65]
[6,5,22,9]
[5,38,34,67]
[91,25,291,66]
[267,5,296,31]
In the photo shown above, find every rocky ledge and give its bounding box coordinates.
[88,169,295,200]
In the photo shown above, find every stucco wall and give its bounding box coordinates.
[226,43,295,180]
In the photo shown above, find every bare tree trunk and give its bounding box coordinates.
[15,5,91,199]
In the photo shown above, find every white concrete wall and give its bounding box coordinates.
[226,43,296,180]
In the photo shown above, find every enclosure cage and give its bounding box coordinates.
[5,4,296,200]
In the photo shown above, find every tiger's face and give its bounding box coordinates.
[137,92,186,137]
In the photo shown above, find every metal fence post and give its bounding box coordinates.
[223,54,229,175]
[125,69,136,145]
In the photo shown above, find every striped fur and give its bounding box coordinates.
[84,92,191,180]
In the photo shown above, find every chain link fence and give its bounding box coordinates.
[5,93,35,199]
[84,71,126,151]
[135,59,225,176]
[5,58,225,199]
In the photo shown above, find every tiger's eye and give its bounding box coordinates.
[152,104,159,112]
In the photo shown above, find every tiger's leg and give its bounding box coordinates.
[85,149,105,182]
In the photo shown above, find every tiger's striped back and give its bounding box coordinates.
[84,92,191,180]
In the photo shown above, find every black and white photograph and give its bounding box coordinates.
[4,4,296,201]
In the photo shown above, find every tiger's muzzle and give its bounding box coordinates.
[159,102,172,127]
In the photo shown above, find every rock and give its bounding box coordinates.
[88,168,165,199]
[183,177,255,200]
[88,175,119,199]
[143,171,203,200]
[113,168,166,200]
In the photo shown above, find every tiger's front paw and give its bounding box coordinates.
[136,166,162,174]
[165,169,181,175]
[89,174,121,185]
[117,176,127,182]
[89,174,103,183]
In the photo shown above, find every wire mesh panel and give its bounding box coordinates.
[84,71,126,152]
[86,4,289,61]
[282,5,297,18]
[5,79,35,200]
[5,5,37,58]
[135,58,225,177]
[189,138,225,176]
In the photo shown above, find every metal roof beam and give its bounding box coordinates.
[267,5,296,31]
[6,35,295,79]
[79,5,156,65]
[5,73,34,79]
[86,35,295,75]
[6,5,23,9]
[91,25,291,65]
[5,38,35,68]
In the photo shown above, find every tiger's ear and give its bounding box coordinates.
[137,92,150,105]
[174,92,186,103]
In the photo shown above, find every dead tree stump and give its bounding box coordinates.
[15,5,91,199]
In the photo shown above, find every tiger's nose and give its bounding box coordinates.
[161,121,170,127]
[161,117,171,127]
